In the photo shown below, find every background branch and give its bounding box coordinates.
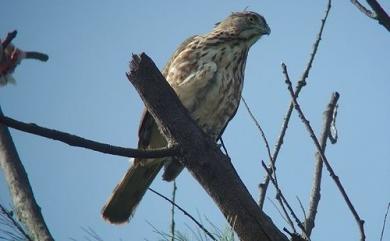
[0,114,177,159]
[127,53,288,241]
[304,92,339,238]
[380,202,390,241]
[258,0,332,209]
[261,161,308,239]
[0,107,54,241]
[282,63,366,241]
[148,187,217,241]
[241,96,272,162]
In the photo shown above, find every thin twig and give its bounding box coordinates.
[241,96,272,162]
[261,161,309,240]
[380,202,390,241]
[218,137,230,158]
[267,197,291,226]
[304,92,339,238]
[170,180,177,241]
[296,196,307,222]
[0,204,32,241]
[258,0,332,209]
[0,114,178,159]
[148,188,217,241]
[282,63,366,241]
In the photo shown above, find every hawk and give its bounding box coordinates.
[102,11,270,224]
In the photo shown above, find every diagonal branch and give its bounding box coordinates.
[0,115,177,159]
[380,202,390,241]
[304,92,340,238]
[258,0,332,209]
[351,0,390,31]
[0,106,54,241]
[282,63,366,241]
[261,161,308,239]
[127,53,288,241]
[241,96,272,162]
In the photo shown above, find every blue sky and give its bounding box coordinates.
[1,1,389,240]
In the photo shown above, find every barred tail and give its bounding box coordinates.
[101,159,163,224]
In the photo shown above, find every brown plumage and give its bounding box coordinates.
[102,11,270,224]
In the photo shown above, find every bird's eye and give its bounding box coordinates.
[248,16,255,23]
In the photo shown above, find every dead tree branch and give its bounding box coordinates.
[304,92,339,238]
[127,53,288,241]
[0,114,177,159]
[351,0,390,31]
[282,63,366,241]
[258,0,332,209]
[0,107,54,241]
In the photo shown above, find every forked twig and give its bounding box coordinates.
[282,63,366,241]
[304,92,339,238]
[258,0,332,209]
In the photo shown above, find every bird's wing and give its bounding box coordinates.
[138,35,199,147]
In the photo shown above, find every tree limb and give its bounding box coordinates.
[0,106,54,241]
[258,0,332,209]
[351,0,390,31]
[282,63,366,241]
[127,53,288,241]
[0,115,177,159]
[304,92,339,238]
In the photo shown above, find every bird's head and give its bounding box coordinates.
[214,11,271,46]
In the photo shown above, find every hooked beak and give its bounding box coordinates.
[264,24,271,35]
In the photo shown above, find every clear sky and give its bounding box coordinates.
[1,1,389,240]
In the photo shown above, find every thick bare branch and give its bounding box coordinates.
[127,53,288,241]
[258,0,332,209]
[304,92,339,238]
[0,107,54,241]
[0,115,177,159]
[351,0,390,31]
[282,63,366,241]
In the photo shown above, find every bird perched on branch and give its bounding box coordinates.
[102,11,270,224]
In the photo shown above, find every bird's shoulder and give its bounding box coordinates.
[162,35,207,77]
